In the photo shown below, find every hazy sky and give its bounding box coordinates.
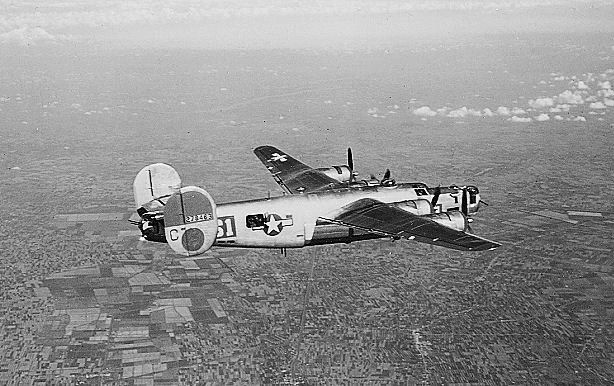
[1,0,613,48]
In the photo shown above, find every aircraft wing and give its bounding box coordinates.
[254,145,342,194]
[322,198,501,251]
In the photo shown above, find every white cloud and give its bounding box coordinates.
[511,107,527,115]
[528,97,554,109]
[557,90,584,104]
[573,116,586,122]
[508,116,532,123]
[1,0,612,48]
[535,113,550,121]
[598,80,611,89]
[0,26,69,46]
[482,108,494,117]
[604,98,614,107]
[496,106,511,116]
[413,106,437,117]
[589,101,606,109]
[598,89,614,98]
[554,115,564,120]
[446,106,482,118]
[446,109,466,118]
[576,81,589,90]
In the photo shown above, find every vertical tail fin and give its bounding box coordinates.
[133,163,181,208]
[164,186,218,256]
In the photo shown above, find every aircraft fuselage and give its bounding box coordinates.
[212,183,479,248]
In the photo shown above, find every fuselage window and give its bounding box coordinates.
[246,214,266,228]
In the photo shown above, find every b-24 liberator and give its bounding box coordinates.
[132,146,500,256]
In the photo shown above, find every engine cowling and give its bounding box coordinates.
[424,211,468,232]
[392,199,433,215]
[316,165,352,183]
[164,186,218,256]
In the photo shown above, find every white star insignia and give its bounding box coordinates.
[264,214,283,235]
[269,153,288,162]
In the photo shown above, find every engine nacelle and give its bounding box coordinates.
[424,211,467,232]
[164,186,218,256]
[392,199,432,215]
[316,165,352,183]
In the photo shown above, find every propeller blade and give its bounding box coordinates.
[479,200,489,207]
[461,186,469,216]
[383,169,391,181]
[431,185,441,207]
[347,147,354,172]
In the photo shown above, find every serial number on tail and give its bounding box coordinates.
[185,213,214,223]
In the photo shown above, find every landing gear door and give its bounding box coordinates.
[164,186,218,256]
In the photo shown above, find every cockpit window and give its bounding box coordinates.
[415,188,428,196]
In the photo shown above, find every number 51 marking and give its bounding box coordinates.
[217,216,236,238]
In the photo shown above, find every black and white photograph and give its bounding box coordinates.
[1,0,613,384]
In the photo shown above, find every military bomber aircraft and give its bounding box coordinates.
[132,145,500,256]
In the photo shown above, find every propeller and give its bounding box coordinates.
[347,147,354,173]
[379,168,397,187]
[383,169,391,181]
[460,186,475,233]
[431,185,441,207]
[347,147,358,183]
[461,186,469,217]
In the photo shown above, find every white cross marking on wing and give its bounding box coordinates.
[269,153,288,162]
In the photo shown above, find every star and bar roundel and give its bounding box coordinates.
[250,213,294,236]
